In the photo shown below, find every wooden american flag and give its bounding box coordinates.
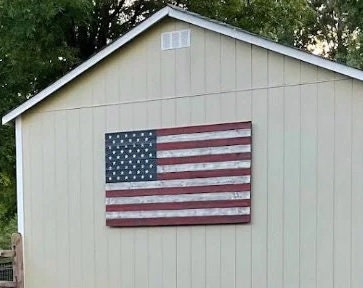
[105,121,252,227]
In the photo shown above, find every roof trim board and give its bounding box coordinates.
[3,5,363,124]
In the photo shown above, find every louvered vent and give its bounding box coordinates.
[161,30,190,50]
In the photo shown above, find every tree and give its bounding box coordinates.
[186,0,316,48]
[306,0,363,68]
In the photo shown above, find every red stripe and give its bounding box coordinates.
[157,137,251,150]
[158,168,251,180]
[106,183,251,197]
[157,152,251,165]
[106,199,250,212]
[157,122,252,136]
[106,215,251,227]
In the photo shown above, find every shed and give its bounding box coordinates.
[2,5,363,288]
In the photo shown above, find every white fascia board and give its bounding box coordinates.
[169,8,363,81]
[2,6,172,125]
[15,116,24,236]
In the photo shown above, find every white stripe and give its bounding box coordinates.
[157,144,251,158]
[106,207,250,219]
[157,160,250,173]
[157,129,251,143]
[106,191,250,205]
[105,175,250,190]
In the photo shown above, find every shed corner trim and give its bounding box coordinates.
[15,116,24,236]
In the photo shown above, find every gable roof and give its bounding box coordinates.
[3,5,363,124]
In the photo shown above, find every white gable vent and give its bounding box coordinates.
[161,30,190,50]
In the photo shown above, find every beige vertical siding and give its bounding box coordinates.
[20,18,363,288]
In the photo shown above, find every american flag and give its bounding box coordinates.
[105,121,252,227]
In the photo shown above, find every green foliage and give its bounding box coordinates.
[0,124,16,241]
[306,0,363,68]
[187,0,316,47]
[0,214,17,249]
[0,0,91,97]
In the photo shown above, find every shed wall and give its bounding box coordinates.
[21,18,363,288]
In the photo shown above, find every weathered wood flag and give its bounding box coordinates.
[105,121,252,227]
